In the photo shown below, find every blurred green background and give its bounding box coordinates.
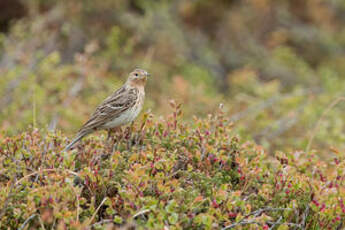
[0,0,345,154]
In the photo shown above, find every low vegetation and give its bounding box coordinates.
[0,2,345,228]
[1,0,345,154]
[1,104,344,229]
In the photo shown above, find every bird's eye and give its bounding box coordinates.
[135,73,138,77]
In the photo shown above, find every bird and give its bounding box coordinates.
[64,68,149,151]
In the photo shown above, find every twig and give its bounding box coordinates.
[306,97,345,153]
[132,209,150,219]
[266,221,302,229]
[247,207,290,219]
[15,168,79,186]
[301,205,309,229]
[269,216,282,230]
[91,219,113,227]
[88,197,108,225]
[18,214,38,230]
[222,207,290,230]
[51,217,56,230]
[222,220,260,230]
[38,215,46,230]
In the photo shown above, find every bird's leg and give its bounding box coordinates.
[106,128,113,152]
[113,127,124,151]
[107,129,113,141]
[106,127,116,144]
[106,127,115,151]
[116,127,123,138]
[107,128,117,141]
[129,122,137,146]
[124,126,132,149]
[108,127,123,144]
[131,122,142,146]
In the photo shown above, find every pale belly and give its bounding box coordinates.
[102,100,143,129]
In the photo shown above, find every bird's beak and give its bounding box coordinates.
[145,71,150,77]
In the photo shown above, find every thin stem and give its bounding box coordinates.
[306,97,345,152]
[88,197,108,225]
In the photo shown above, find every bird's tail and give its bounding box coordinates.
[64,132,87,151]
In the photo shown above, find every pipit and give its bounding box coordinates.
[64,68,149,151]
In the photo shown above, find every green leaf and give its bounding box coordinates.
[106,207,115,215]
[113,216,123,224]
[168,213,179,225]
[166,200,178,213]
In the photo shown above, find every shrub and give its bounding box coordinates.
[0,104,344,229]
[1,0,345,154]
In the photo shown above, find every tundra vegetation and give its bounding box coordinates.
[0,0,345,229]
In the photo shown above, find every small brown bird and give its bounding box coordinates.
[64,68,149,151]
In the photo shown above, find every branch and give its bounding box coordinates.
[222,207,290,230]
[91,219,113,227]
[15,168,79,186]
[266,221,302,229]
[269,216,282,230]
[300,205,309,228]
[133,209,150,219]
[88,197,108,225]
[18,214,38,230]
[222,220,260,230]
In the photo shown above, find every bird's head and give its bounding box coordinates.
[127,68,150,88]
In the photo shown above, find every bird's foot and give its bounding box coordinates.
[107,127,123,150]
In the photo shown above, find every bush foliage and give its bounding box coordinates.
[1,1,345,229]
[0,0,345,153]
[1,105,344,229]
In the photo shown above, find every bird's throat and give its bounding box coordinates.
[128,78,147,88]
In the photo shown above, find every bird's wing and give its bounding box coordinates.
[77,86,138,134]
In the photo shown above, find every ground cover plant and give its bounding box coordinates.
[1,1,345,229]
[1,0,345,154]
[1,104,344,229]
